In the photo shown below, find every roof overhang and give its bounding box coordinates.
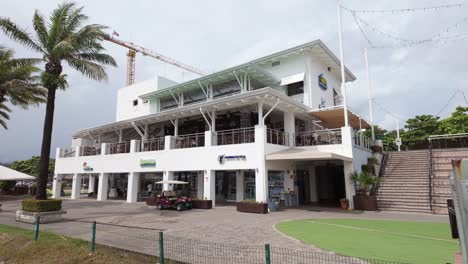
[73,88,309,138]
[266,148,352,161]
[0,165,35,180]
[308,106,371,130]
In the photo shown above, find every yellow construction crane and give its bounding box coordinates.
[102,34,205,86]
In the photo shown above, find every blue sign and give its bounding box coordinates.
[318,74,327,90]
[218,155,247,164]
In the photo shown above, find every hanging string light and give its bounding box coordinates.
[341,3,468,14]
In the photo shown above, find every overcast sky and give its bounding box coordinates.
[1,0,467,162]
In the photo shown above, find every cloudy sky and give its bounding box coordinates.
[1,0,467,162]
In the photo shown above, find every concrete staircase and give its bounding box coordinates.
[377,150,432,213]
[431,149,468,214]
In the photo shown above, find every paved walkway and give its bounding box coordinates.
[0,197,448,262]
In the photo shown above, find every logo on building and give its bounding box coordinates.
[140,159,156,167]
[218,155,247,164]
[83,162,93,171]
[318,74,327,90]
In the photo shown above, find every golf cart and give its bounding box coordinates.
[155,180,192,211]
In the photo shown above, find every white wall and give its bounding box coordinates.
[115,76,177,121]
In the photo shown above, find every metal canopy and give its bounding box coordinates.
[266,148,352,161]
[308,106,371,129]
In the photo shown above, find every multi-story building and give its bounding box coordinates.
[52,40,372,208]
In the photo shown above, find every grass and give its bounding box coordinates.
[0,224,162,264]
[276,219,459,264]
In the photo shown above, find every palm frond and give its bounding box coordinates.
[0,18,43,53]
[76,52,117,67]
[66,58,108,81]
[65,6,87,34]
[47,2,75,49]
[33,10,49,50]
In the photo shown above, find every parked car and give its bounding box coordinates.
[154,181,192,211]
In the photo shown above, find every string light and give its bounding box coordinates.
[341,3,468,14]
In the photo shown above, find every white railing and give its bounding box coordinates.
[107,141,131,154]
[61,148,76,158]
[266,128,289,146]
[141,137,165,152]
[173,132,205,149]
[216,127,255,146]
[80,146,101,156]
[294,129,342,146]
[354,133,371,149]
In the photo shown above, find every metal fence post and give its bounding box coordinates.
[33,216,40,241]
[159,231,164,264]
[90,221,96,254]
[264,243,271,264]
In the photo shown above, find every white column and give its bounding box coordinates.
[344,161,355,209]
[164,136,173,150]
[236,170,245,202]
[203,170,215,207]
[97,173,109,201]
[88,175,95,193]
[127,172,140,203]
[52,174,62,198]
[197,171,204,199]
[130,139,140,153]
[257,101,264,125]
[205,130,214,147]
[284,111,295,147]
[163,171,174,191]
[255,125,268,203]
[71,173,82,200]
[101,143,108,155]
[341,126,354,157]
[75,146,81,157]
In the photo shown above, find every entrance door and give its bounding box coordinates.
[215,171,237,203]
[316,165,345,206]
[296,170,311,205]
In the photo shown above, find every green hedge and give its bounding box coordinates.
[22,199,62,212]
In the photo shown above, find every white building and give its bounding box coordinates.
[52,40,372,209]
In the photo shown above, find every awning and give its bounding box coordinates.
[280,72,305,86]
[266,148,351,161]
[308,106,371,129]
[0,165,35,180]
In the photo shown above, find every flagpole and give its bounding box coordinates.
[365,48,375,140]
[337,4,349,127]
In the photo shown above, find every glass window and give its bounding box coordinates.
[244,170,256,200]
[287,81,304,96]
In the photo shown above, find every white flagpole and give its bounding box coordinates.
[365,48,375,140]
[337,4,349,127]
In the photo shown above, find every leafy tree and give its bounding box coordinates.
[0,3,116,200]
[401,115,441,148]
[10,156,55,179]
[0,45,46,128]
[439,106,468,134]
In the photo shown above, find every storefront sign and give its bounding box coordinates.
[140,159,156,167]
[318,74,327,90]
[218,155,246,164]
[83,162,93,171]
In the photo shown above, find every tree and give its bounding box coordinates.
[10,156,55,179]
[440,106,468,134]
[401,115,441,148]
[0,3,116,200]
[0,45,46,129]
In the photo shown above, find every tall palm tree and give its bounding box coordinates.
[0,45,46,129]
[0,2,117,200]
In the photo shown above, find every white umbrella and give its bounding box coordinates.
[0,165,35,180]
[155,180,188,185]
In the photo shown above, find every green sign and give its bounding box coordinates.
[140,159,156,167]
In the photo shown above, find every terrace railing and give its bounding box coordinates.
[107,141,131,154]
[61,148,76,158]
[266,128,289,146]
[173,132,205,149]
[141,137,165,152]
[354,132,371,149]
[216,127,255,146]
[294,129,342,147]
[80,146,101,156]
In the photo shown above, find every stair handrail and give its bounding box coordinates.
[428,143,433,213]
[370,143,392,195]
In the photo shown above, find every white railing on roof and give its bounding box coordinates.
[173,132,205,149]
[141,137,165,152]
[107,141,131,154]
[216,127,255,145]
[294,129,342,146]
[266,128,289,146]
[353,133,371,149]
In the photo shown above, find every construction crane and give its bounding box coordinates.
[102,33,205,86]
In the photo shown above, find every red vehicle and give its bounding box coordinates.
[157,190,192,211]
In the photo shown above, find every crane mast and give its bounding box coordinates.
[102,34,205,85]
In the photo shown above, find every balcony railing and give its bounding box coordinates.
[80,146,101,156]
[267,128,289,146]
[61,148,76,158]
[295,129,342,146]
[107,141,131,154]
[217,127,255,146]
[173,133,205,149]
[141,137,165,152]
[354,133,371,149]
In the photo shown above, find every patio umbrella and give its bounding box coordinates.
[0,165,35,180]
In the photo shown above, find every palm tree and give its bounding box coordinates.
[0,45,46,129]
[0,2,116,200]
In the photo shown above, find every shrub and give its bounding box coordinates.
[22,199,62,212]
[239,199,265,204]
[0,180,16,191]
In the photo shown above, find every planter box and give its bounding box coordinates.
[145,196,160,206]
[191,200,212,209]
[16,210,67,224]
[353,195,377,211]
[237,202,268,214]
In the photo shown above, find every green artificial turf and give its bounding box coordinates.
[276,219,459,264]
